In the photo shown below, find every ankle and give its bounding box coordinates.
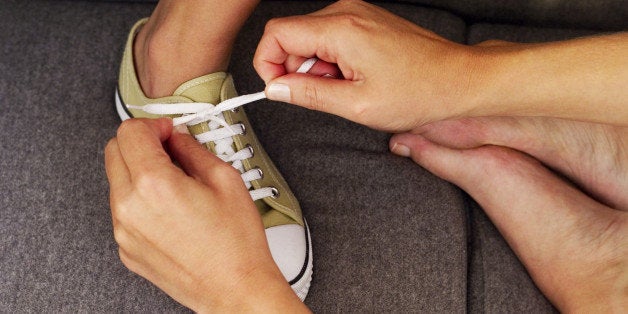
[133,20,174,98]
[133,19,231,98]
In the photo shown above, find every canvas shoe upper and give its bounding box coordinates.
[115,18,312,301]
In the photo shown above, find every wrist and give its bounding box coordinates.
[462,43,524,119]
[464,34,628,124]
[195,264,309,313]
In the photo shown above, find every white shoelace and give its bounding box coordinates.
[128,58,318,201]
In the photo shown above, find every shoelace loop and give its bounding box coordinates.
[127,58,319,201]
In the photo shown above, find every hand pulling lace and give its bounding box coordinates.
[127,58,318,201]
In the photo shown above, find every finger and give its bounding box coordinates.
[105,138,131,196]
[265,74,363,122]
[284,56,342,78]
[254,15,346,83]
[116,118,175,180]
[167,128,236,187]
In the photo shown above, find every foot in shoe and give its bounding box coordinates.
[116,19,313,300]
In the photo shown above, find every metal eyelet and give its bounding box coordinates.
[270,187,280,199]
[245,144,254,157]
[237,121,246,135]
[253,166,263,179]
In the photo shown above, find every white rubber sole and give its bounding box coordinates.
[290,220,314,301]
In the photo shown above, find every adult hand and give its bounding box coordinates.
[104,118,307,312]
[254,0,475,132]
[255,0,628,129]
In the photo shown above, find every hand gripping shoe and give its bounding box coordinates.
[115,19,312,300]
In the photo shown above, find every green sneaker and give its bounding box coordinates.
[115,18,312,300]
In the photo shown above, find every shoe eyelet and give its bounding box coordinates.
[270,187,280,199]
[245,144,254,157]
[253,166,263,179]
[236,121,246,135]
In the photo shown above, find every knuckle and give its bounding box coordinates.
[134,170,169,193]
[349,99,370,122]
[211,163,241,184]
[264,17,282,33]
[303,83,326,112]
[110,195,133,224]
[118,248,136,272]
[117,119,140,137]
[112,226,128,247]
[336,12,368,30]
[335,0,362,9]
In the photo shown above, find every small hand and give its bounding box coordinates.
[104,118,308,312]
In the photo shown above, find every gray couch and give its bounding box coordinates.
[1,0,625,312]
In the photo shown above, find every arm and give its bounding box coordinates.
[471,33,628,125]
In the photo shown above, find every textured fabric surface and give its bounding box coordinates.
[384,0,628,30]
[0,0,469,312]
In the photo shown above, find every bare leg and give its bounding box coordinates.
[134,0,260,98]
[390,123,628,312]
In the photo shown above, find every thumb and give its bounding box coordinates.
[265,74,361,120]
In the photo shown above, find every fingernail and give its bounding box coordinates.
[266,83,291,102]
[173,124,190,135]
[391,143,411,157]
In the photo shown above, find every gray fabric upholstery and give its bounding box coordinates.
[384,0,628,30]
[0,0,617,312]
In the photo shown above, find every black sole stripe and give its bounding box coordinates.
[116,86,135,118]
[288,222,311,286]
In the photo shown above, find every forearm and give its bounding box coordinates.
[470,32,628,125]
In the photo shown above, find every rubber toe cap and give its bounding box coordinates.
[265,224,307,282]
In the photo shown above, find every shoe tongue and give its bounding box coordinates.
[172,72,228,104]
